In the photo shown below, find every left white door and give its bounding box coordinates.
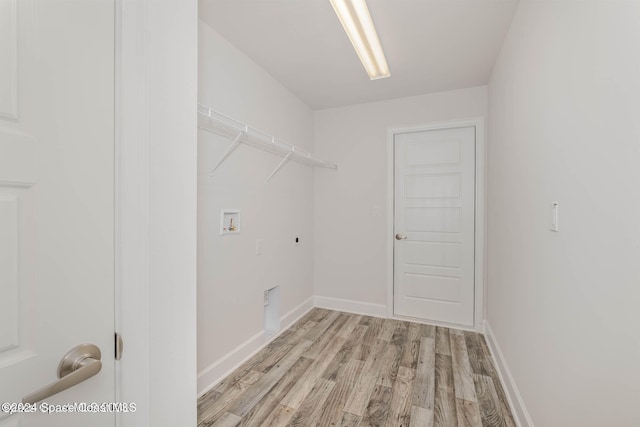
[0,0,115,426]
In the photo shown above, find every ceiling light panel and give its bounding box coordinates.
[329,0,390,80]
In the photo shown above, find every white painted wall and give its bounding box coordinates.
[487,1,640,426]
[197,22,315,394]
[313,87,487,313]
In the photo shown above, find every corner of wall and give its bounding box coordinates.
[197,297,313,397]
[483,320,535,427]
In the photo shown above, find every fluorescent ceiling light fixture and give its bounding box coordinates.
[329,0,390,80]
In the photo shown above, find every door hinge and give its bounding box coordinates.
[115,332,124,361]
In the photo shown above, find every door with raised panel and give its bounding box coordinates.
[393,126,475,326]
[0,1,115,425]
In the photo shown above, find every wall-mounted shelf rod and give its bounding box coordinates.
[198,103,338,180]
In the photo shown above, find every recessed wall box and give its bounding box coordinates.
[220,209,241,235]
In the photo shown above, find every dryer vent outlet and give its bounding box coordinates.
[264,287,280,337]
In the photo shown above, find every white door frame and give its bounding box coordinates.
[115,1,198,426]
[386,118,486,331]
[115,1,151,425]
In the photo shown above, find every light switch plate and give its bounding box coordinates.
[551,202,559,232]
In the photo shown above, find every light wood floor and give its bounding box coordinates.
[198,309,515,427]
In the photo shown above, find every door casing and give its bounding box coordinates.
[114,1,150,425]
[386,118,486,331]
[115,1,199,426]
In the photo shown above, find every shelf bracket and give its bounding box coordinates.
[265,148,294,183]
[210,131,244,176]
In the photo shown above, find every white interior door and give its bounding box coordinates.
[393,126,475,326]
[0,1,115,425]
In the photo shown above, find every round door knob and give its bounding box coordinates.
[395,233,407,240]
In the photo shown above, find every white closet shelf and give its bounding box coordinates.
[198,103,337,181]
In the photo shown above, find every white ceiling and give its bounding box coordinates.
[199,0,519,110]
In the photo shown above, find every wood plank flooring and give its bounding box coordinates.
[198,309,515,427]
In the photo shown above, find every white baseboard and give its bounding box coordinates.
[197,296,313,397]
[313,295,388,318]
[483,320,535,427]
